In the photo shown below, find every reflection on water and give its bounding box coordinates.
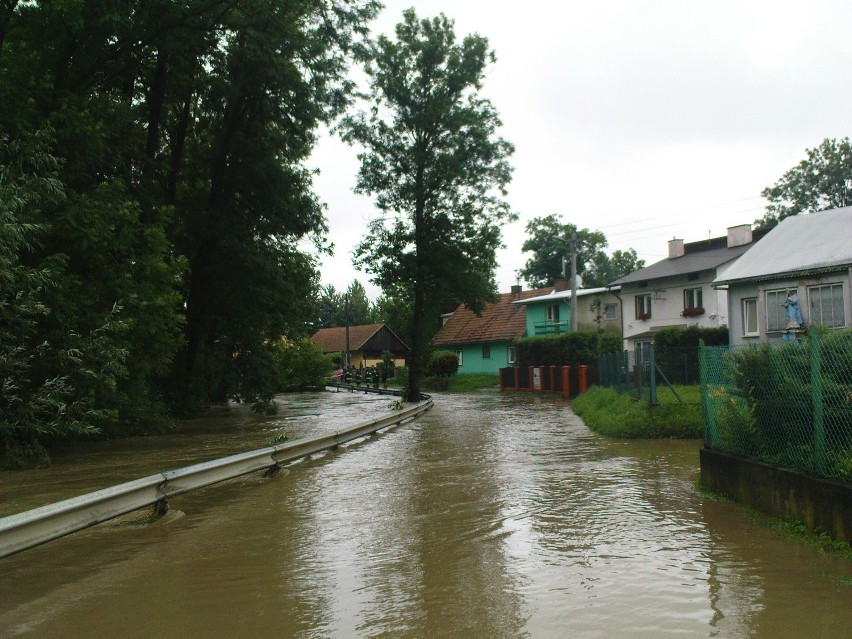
[1,391,850,638]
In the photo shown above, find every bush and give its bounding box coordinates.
[274,338,334,393]
[429,350,459,377]
[654,325,728,384]
[516,330,620,367]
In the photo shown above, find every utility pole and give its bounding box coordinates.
[570,229,578,332]
[344,293,351,367]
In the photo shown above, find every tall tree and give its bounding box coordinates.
[518,215,607,288]
[341,10,515,401]
[584,248,645,288]
[758,137,852,227]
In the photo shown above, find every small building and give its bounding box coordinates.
[713,206,852,345]
[610,224,768,361]
[310,323,409,367]
[511,281,622,336]
[433,286,550,374]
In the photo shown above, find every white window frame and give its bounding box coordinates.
[604,303,617,320]
[765,288,793,332]
[808,283,845,328]
[684,287,703,310]
[546,303,560,323]
[635,294,652,319]
[507,345,517,364]
[456,350,463,367]
[742,297,758,336]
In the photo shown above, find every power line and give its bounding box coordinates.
[594,196,765,232]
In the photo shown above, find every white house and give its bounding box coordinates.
[610,224,768,360]
[713,206,852,346]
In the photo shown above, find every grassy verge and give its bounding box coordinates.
[571,384,703,439]
[422,373,500,393]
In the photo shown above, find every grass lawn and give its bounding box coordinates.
[571,384,703,439]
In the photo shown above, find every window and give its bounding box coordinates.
[456,350,463,367]
[765,288,793,332]
[604,303,617,320]
[635,341,652,365]
[683,287,703,309]
[507,345,517,364]
[808,283,845,328]
[635,294,652,320]
[546,303,560,322]
[482,344,491,359]
[742,298,758,336]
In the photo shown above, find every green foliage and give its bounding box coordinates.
[341,9,514,401]
[516,330,619,367]
[429,350,460,377]
[275,338,334,393]
[315,280,376,330]
[518,214,644,288]
[572,385,703,439]
[0,0,380,464]
[654,326,728,384]
[758,138,852,227]
[0,131,128,467]
[708,330,852,481]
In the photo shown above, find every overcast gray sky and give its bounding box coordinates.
[307,0,852,298]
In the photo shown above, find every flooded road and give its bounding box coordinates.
[1,391,850,638]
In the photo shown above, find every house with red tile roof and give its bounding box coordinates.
[310,323,409,367]
[432,286,550,374]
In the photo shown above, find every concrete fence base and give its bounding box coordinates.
[699,448,852,545]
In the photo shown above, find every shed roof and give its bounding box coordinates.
[311,323,408,353]
[713,206,852,285]
[433,288,550,346]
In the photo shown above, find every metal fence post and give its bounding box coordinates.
[648,344,657,406]
[811,332,826,475]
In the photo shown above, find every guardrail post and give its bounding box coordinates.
[578,365,588,395]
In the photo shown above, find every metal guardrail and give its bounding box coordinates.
[0,398,432,559]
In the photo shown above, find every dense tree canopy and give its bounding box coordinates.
[0,0,378,465]
[757,137,852,227]
[341,10,515,400]
[518,215,644,288]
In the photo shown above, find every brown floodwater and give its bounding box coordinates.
[1,390,849,638]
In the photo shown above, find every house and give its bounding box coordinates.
[713,207,852,346]
[310,323,410,367]
[609,224,768,361]
[433,286,549,374]
[511,281,622,336]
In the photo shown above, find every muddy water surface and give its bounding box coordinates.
[1,391,850,638]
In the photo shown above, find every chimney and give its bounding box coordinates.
[668,238,684,259]
[727,224,753,248]
[553,278,569,292]
[510,284,522,297]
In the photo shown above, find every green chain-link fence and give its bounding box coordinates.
[699,330,852,482]
[598,349,658,404]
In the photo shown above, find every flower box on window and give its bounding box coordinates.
[637,313,651,321]
[680,306,705,318]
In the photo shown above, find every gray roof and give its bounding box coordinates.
[714,207,852,286]
[610,242,754,286]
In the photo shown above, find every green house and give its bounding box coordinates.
[433,286,549,374]
[513,285,622,337]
